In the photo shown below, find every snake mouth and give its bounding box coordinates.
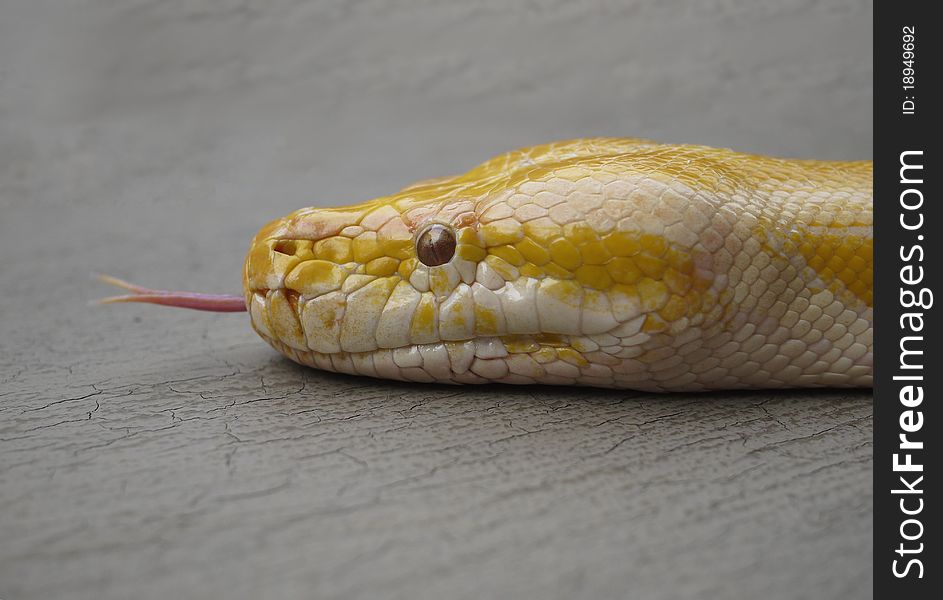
[245,276,614,356]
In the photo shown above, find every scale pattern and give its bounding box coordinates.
[243,138,872,391]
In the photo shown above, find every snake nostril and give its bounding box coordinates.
[416,224,456,267]
[273,240,299,256]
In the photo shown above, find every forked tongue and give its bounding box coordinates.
[96,274,247,312]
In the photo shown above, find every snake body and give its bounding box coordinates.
[242,138,872,391]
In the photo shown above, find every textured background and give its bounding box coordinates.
[1,1,872,599]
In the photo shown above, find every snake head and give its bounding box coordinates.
[240,139,729,387]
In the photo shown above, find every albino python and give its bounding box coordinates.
[101,138,873,392]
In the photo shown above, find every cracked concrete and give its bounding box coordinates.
[1,1,872,599]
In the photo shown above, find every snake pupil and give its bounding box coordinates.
[416,224,456,267]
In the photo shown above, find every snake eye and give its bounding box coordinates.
[416,224,456,267]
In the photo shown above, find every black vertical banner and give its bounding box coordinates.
[874,2,939,597]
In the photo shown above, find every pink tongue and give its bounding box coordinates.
[96,274,247,312]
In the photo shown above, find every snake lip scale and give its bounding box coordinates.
[101,138,873,392]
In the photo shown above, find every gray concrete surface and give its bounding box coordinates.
[1,1,873,599]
